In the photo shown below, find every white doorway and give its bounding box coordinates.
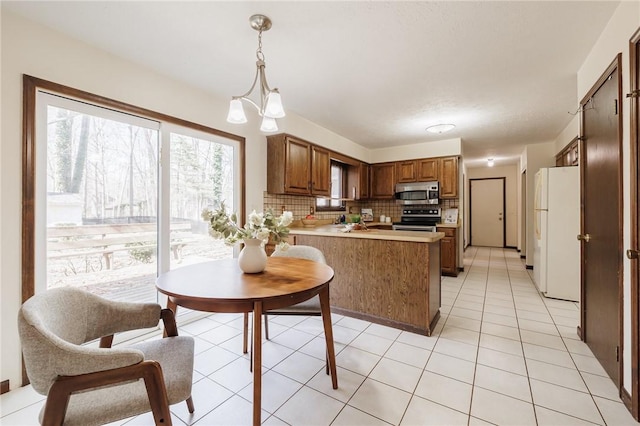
[470,178,505,247]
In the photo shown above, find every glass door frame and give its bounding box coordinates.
[22,74,245,309]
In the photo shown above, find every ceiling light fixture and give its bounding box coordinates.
[425,124,455,134]
[226,14,285,132]
[487,158,495,167]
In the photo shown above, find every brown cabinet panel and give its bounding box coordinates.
[437,226,458,276]
[311,146,331,196]
[355,162,370,200]
[439,157,459,198]
[286,138,312,194]
[396,161,417,183]
[370,162,396,199]
[417,158,439,181]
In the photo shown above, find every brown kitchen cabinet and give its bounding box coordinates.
[439,156,459,198]
[370,162,396,199]
[555,137,579,167]
[436,226,458,276]
[345,160,370,200]
[396,160,417,183]
[311,146,331,196]
[359,162,370,199]
[267,133,331,196]
[396,158,439,183]
[417,158,439,181]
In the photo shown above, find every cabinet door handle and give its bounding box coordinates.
[577,234,591,242]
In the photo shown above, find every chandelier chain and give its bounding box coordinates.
[256,30,265,61]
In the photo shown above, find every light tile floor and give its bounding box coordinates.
[2,247,638,425]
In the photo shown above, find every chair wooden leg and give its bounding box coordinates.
[243,312,249,354]
[186,396,195,413]
[142,362,173,426]
[264,314,270,340]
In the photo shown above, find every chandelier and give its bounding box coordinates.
[226,14,285,132]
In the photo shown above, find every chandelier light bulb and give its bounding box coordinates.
[264,91,285,118]
[227,99,247,124]
[260,116,278,132]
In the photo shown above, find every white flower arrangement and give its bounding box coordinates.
[202,203,293,247]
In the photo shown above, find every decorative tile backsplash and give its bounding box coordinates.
[263,192,458,222]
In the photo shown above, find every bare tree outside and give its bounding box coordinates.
[45,104,235,303]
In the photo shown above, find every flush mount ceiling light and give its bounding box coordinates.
[226,14,285,132]
[487,158,495,167]
[425,124,455,134]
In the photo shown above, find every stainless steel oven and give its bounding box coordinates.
[392,207,441,232]
[394,182,439,205]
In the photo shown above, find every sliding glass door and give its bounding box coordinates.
[36,91,239,303]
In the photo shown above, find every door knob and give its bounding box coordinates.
[627,249,640,259]
[577,234,591,242]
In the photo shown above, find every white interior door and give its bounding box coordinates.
[471,178,504,247]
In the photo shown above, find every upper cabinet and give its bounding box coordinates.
[395,158,440,184]
[267,134,330,196]
[370,162,396,199]
[359,163,370,199]
[417,158,439,181]
[311,146,331,196]
[369,156,458,199]
[266,133,459,201]
[347,162,370,200]
[396,160,417,183]
[439,156,458,198]
[555,137,579,167]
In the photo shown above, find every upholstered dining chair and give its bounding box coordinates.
[18,286,195,426]
[242,245,326,359]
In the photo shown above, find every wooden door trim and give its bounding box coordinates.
[468,177,506,247]
[627,27,640,421]
[579,53,624,395]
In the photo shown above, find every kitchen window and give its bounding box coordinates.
[316,161,347,211]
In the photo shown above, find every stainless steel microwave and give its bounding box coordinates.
[394,182,439,205]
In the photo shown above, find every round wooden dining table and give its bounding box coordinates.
[156,257,338,426]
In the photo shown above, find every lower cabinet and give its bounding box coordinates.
[437,226,458,277]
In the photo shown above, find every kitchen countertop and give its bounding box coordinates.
[290,224,444,243]
[435,222,461,228]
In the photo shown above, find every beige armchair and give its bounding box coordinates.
[18,287,194,426]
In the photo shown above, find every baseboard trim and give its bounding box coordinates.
[1,380,9,395]
[505,245,517,250]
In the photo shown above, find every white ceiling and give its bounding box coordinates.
[4,1,620,166]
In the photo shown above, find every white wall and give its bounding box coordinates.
[0,9,364,389]
[466,165,519,248]
[554,115,579,154]
[573,0,639,395]
[369,138,462,163]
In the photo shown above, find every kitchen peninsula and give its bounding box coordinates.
[290,225,444,336]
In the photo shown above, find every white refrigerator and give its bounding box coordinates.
[533,167,580,301]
